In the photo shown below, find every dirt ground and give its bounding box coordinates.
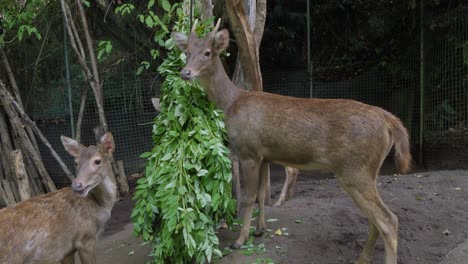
[95,166,468,264]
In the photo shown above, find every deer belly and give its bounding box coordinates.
[273,160,331,172]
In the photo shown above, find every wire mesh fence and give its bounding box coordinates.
[424,6,468,169]
[28,6,468,188]
[33,73,161,188]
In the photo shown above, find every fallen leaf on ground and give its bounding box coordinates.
[275,229,282,236]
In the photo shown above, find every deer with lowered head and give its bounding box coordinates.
[0,132,117,264]
[172,19,411,264]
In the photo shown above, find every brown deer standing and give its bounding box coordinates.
[0,132,116,264]
[172,19,411,264]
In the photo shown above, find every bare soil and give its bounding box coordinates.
[96,168,468,264]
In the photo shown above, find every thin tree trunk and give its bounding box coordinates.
[0,48,41,155]
[0,80,56,192]
[11,149,31,201]
[202,0,213,21]
[61,0,107,133]
[75,84,89,142]
[75,0,108,133]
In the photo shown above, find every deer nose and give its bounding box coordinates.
[71,181,83,191]
[181,69,192,80]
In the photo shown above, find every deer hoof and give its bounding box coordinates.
[253,228,265,237]
[230,242,242,249]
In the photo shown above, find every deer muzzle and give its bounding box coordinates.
[180,69,193,80]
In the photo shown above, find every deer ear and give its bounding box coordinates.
[99,132,115,155]
[61,136,83,157]
[214,29,229,54]
[172,32,188,51]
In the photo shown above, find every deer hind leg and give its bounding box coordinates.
[77,238,97,264]
[338,172,398,264]
[61,251,75,264]
[286,167,298,200]
[273,166,293,207]
[231,158,261,249]
[254,161,269,237]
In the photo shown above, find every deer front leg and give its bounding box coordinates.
[231,158,261,249]
[254,161,269,237]
[77,238,96,264]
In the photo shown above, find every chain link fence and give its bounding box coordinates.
[29,6,467,188]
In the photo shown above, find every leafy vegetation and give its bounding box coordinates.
[131,6,236,264]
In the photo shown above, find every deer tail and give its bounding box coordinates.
[387,114,412,174]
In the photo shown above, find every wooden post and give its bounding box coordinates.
[116,160,130,195]
[0,184,12,207]
[0,80,57,192]
[2,180,16,206]
[11,150,31,201]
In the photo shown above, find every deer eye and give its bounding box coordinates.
[204,50,211,57]
[94,159,102,165]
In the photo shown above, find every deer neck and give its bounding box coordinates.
[90,165,117,212]
[198,57,242,113]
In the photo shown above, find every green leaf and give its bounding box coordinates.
[145,16,155,28]
[81,0,90,7]
[148,0,155,9]
[161,0,171,12]
[140,152,152,158]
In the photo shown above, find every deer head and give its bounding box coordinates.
[172,19,229,80]
[61,133,115,197]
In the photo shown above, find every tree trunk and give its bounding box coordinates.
[0,79,57,192]
[226,0,263,92]
[11,149,31,201]
[75,84,89,142]
[202,0,213,21]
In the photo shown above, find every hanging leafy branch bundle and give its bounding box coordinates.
[131,4,236,264]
